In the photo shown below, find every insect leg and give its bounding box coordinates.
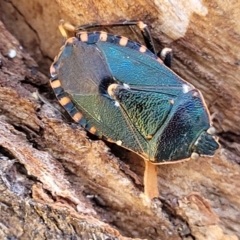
[144,160,159,200]
[58,20,76,39]
[158,47,173,68]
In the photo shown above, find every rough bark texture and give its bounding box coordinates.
[0,0,240,239]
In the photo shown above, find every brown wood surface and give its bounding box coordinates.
[0,0,240,239]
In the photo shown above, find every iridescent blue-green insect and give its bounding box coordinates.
[50,20,219,199]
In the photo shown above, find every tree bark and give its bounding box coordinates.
[0,0,240,239]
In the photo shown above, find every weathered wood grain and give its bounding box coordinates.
[1,0,240,239]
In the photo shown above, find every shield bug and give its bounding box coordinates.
[50,20,219,199]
